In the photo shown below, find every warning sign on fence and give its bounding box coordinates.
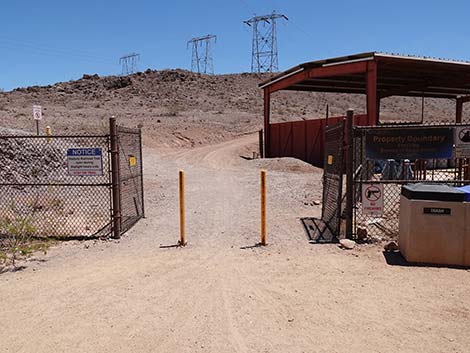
[455,126,470,158]
[362,183,384,217]
[67,148,103,176]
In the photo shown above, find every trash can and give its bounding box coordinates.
[399,184,469,266]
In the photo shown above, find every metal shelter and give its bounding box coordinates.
[259,52,470,164]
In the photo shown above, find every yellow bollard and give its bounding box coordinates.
[46,126,51,143]
[260,170,267,245]
[179,170,186,246]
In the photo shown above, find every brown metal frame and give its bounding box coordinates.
[110,117,122,239]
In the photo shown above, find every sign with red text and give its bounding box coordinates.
[362,183,384,217]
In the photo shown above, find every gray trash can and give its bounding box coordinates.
[399,184,469,266]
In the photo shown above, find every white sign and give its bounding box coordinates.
[362,183,384,217]
[33,105,42,120]
[67,148,103,176]
[455,126,470,158]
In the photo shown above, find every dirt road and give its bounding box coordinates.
[1,134,470,353]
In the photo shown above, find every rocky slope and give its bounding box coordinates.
[0,69,462,148]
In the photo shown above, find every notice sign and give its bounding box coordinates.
[67,148,103,176]
[33,105,42,120]
[362,183,384,217]
[365,127,454,160]
[455,126,470,158]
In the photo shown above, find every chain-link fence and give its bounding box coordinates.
[0,119,145,240]
[0,134,112,239]
[352,123,470,241]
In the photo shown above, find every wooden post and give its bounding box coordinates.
[260,170,267,245]
[179,170,186,246]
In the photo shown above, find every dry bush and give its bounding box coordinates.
[0,201,49,270]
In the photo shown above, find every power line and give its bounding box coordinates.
[0,36,117,65]
[187,35,217,74]
[244,12,288,73]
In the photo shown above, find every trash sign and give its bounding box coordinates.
[362,183,384,217]
[67,148,103,176]
[455,126,470,158]
[33,105,42,120]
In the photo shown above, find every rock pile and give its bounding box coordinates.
[0,136,63,184]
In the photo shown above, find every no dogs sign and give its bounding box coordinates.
[33,105,42,120]
[362,183,384,217]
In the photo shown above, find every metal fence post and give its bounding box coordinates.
[345,109,354,239]
[110,117,121,239]
[138,127,145,218]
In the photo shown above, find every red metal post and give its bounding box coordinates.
[263,88,271,158]
[456,97,463,123]
[345,109,354,239]
[366,61,378,125]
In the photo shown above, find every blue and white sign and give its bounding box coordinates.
[67,148,103,176]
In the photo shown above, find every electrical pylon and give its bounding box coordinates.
[244,12,288,73]
[187,35,217,74]
[120,53,140,75]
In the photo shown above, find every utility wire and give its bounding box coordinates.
[0,36,117,66]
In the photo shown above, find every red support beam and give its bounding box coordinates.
[266,70,309,94]
[263,88,271,157]
[267,61,368,93]
[366,61,378,125]
[308,61,368,79]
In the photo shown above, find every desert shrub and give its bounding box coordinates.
[166,104,185,117]
[0,202,49,269]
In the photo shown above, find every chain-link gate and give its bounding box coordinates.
[0,118,144,241]
[116,125,144,233]
[352,123,470,241]
[302,120,345,242]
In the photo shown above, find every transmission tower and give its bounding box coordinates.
[120,53,140,75]
[187,35,217,74]
[244,12,288,73]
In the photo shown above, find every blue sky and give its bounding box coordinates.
[1,0,470,90]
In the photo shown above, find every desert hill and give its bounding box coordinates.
[0,69,462,147]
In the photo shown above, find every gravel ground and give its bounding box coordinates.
[1,134,469,353]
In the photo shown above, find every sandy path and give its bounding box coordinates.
[1,134,470,353]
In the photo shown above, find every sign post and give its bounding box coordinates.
[362,183,384,217]
[33,105,42,135]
